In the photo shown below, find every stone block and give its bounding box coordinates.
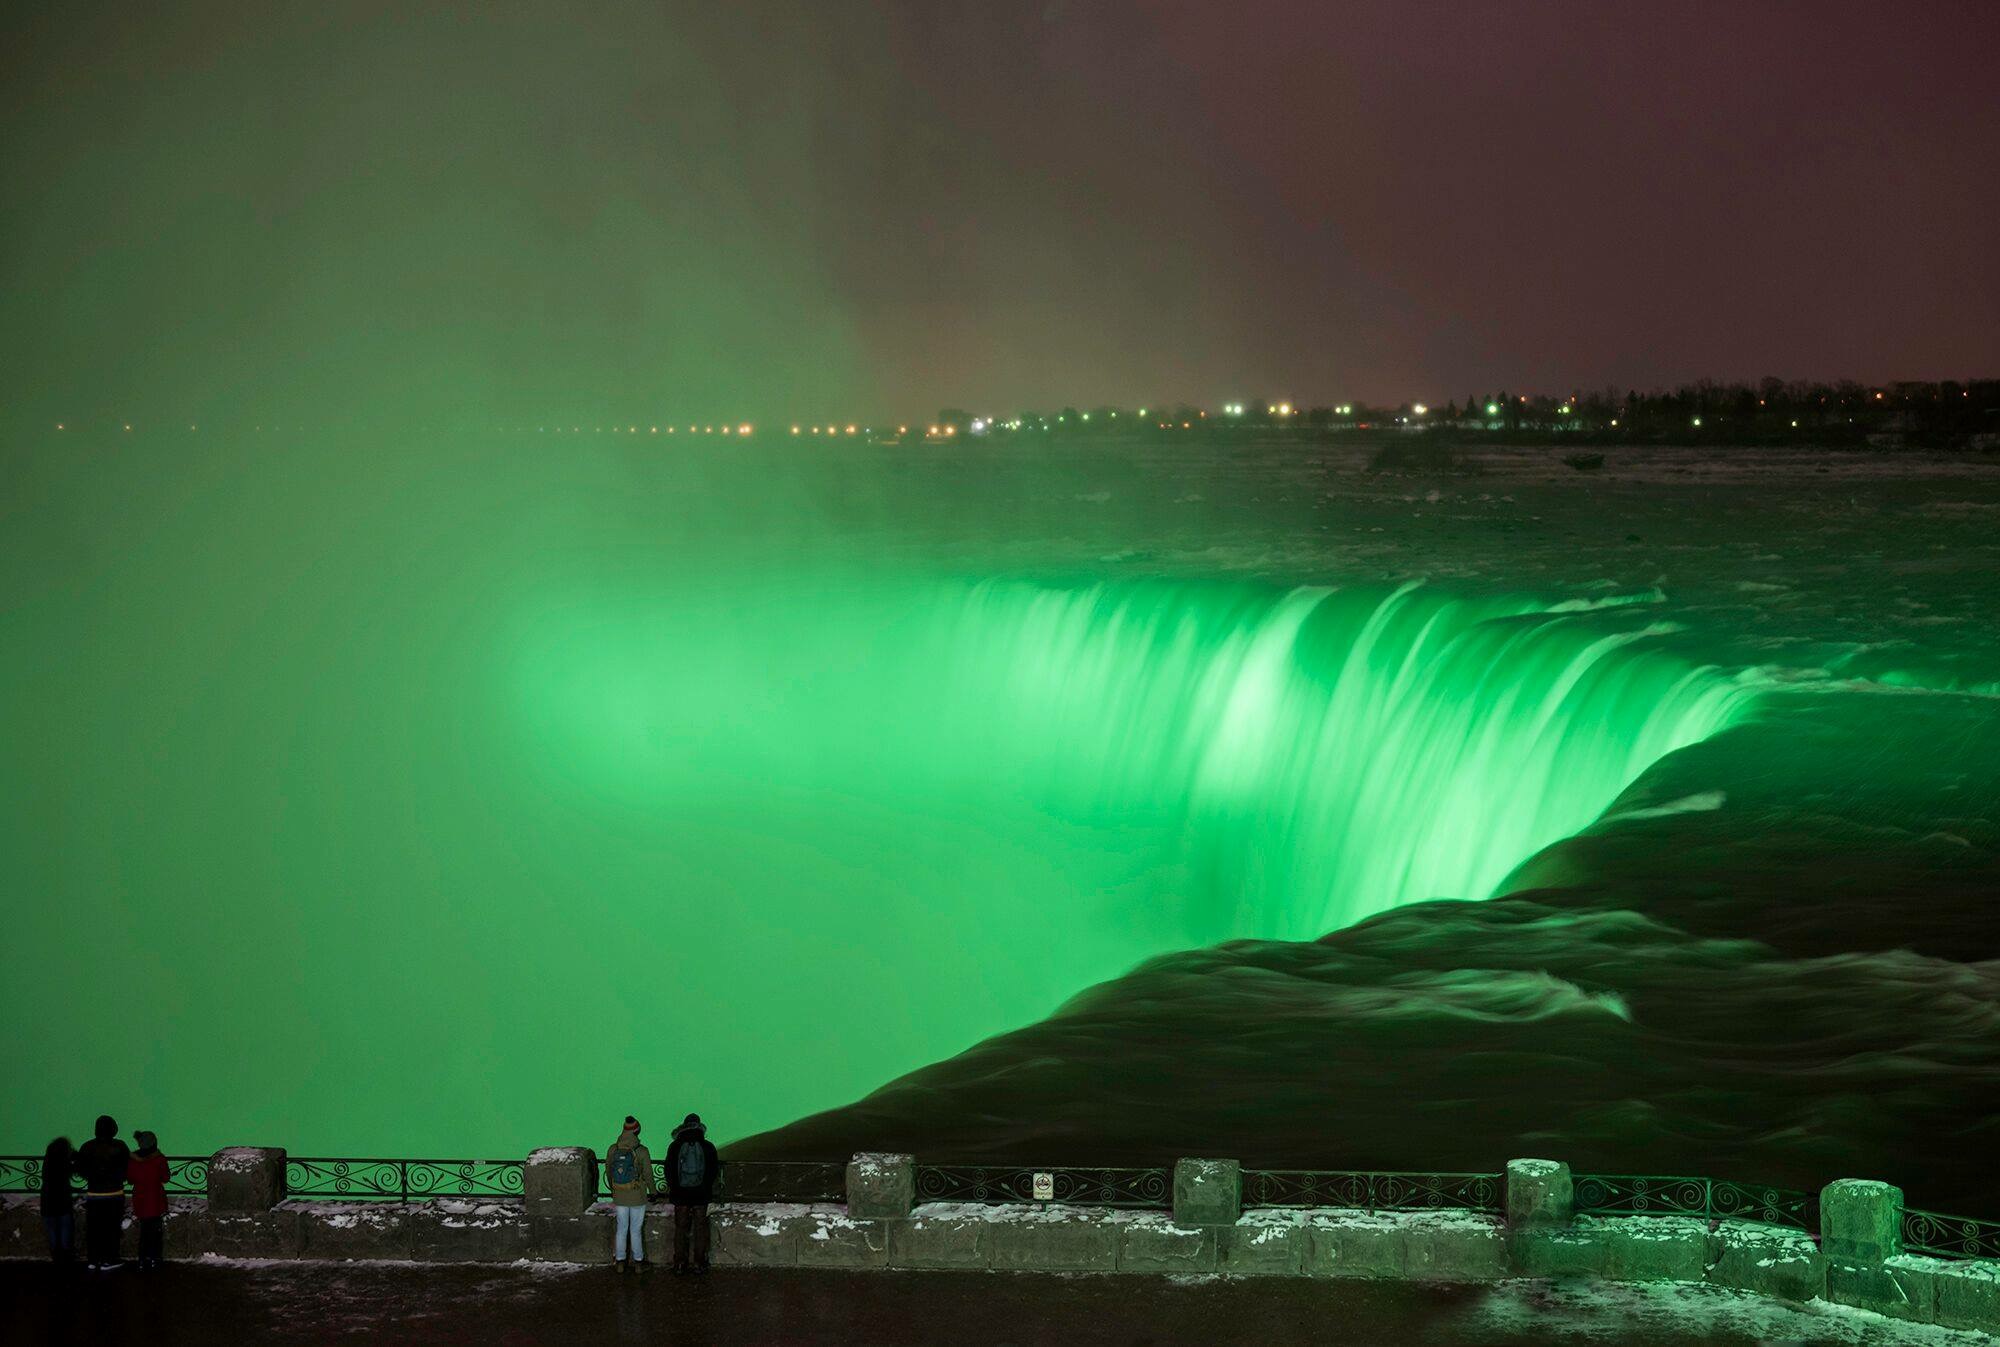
[292,1202,413,1260]
[1704,1222,1822,1304]
[712,1205,807,1266]
[891,1207,992,1269]
[1820,1179,1902,1263]
[1933,1260,2000,1334]
[1304,1213,1406,1278]
[409,1200,532,1262]
[208,1148,287,1212]
[1172,1159,1241,1227]
[528,1205,614,1262]
[1826,1255,1936,1322]
[1117,1215,1216,1273]
[796,1210,892,1268]
[986,1209,1119,1272]
[1404,1213,1509,1282]
[524,1148,597,1218]
[1604,1216,1708,1281]
[1505,1159,1572,1230]
[1512,1222,1612,1279]
[207,1207,303,1258]
[845,1154,914,1220]
[1218,1211,1305,1275]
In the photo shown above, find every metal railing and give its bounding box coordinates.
[1244,1169,1503,1214]
[284,1158,524,1202]
[1,1155,209,1196]
[915,1165,1172,1208]
[1573,1174,1815,1233]
[1903,1207,2000,1261]
[6,1155,1996,1261]
[596,1159,845,1203]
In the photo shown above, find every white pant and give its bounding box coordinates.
[614,1204,645,1262]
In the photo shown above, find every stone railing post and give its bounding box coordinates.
[1505,1158,1573,1229]
[1171,1158,1241,1226]
[524,1147,598,1217]
[1820,1179,1902,1264]
[847,1153,915,1219]
[1821,1179,1919,1317]
[208,1147,288,1211]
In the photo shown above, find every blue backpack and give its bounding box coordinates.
[609,1147,638,1187]
[675,1141,707,1189]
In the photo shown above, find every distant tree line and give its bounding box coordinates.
[935,379,2000,448]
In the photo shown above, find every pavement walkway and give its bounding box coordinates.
[1,1261,1977,1346]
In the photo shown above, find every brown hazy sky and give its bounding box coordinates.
[4,0,1997,422]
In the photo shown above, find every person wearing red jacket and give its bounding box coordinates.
[127,1131,170,1270]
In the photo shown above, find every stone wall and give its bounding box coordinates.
[4,1150,1995,1337]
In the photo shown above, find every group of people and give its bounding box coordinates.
[605,1112,720,1274]
[33,1111,723,1275]
[41,1115,170,1271]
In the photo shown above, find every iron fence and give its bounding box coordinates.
[1244,1170,1503,1214]
[595,1160,846,1203]
[0,1156,209,1196]
[913,1165,1171,1208]
[283,1158,524,1202]
[9,1155,2000,1260]
[1903,1208,2000,1261]
[1573,1174,1815,1233]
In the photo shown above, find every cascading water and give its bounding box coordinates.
[927,579,1752,939]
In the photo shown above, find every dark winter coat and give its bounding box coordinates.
[39,1148,75,1215]
[75,1136,131,1198]
[665,1130,720,1203]
[129,1150,170,1220]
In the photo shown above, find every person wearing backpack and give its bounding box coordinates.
[604,1116,654,1272]
[665,1113,720,1274]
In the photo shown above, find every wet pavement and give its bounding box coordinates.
[0,1261,1971,1346]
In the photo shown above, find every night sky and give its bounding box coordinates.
[4,1,1996,424]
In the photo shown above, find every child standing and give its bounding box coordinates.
[127,1131,170,1270]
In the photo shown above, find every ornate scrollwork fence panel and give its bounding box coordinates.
[1903,1208,2000,1261]
[597,1160,846,1202]
[284,1158,524,1202]
[716,1161,846,1203]
[165,1157,210,1195]
[1243,1170,1503,1213]
[1573,1174,1814,1233]
[914,1165,1171,1208]
[0,1155,208,1195]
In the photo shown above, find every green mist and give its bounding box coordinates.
[1,433,1749,1158]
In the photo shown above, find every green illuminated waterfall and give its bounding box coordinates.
[6,540,1753,1153]
[922,579,1751,938]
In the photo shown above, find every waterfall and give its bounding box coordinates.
[932,579,1752,938]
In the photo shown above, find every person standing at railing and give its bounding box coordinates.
[74,1115,130,1271]
[605,1116,655,1273]
[40,1137,77,1264]
[666,1113,719,1274]
[128,1131,170,1270]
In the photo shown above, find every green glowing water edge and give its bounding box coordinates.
[924,580,1752,937]
[3,565,1749,1156]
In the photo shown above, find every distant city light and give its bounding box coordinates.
[1692,416,1703,426]
[1413,404,1428,416]
[1486,403,1500,416]
[740,423,754,435]
[845,424,857,435]
[792,425,801,434]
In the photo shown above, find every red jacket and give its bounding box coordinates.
[128,1151,170,1220]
